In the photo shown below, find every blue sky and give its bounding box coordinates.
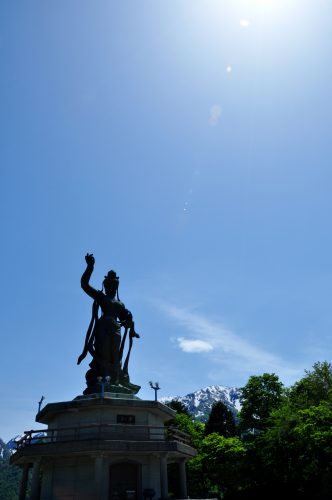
[1,0,332,441]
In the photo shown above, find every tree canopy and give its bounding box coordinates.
[182,362,332,499]
[205,401,236,437]
[239,372,284,432]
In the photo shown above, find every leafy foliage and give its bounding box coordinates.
[289,361,332,408]
[199,433,246,493]
[169,412,205,448]
[239,373,284,432]
[185,431,246,498]
[205,401,236,437]
[183,362,332,499]
[232,362,332,499]
[242,403,331,498]
[166,399,191,416]
[0,440,21,500]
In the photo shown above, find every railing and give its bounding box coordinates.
[166,427,192,446]
[14,424,192,451]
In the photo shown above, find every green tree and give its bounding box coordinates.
[252,400,332,498]
[166,411,206,498]
[289,361,332,409]
[239,373,284,432]
[169,412,204,448]
[0,455,22,500]
[245,365,332,498]
[199,433,246,497]
[294,401,332,482]
[166,399,190,416]
[205,401,236,437]
[171,363,332,499]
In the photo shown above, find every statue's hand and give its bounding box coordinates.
[85,253,95,267]
[77,353,85,365]
[122,313,133,329]
[129,320,140,339]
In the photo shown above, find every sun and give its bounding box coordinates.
[203,0,293,20]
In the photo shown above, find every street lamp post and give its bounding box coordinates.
[38,396,45,413]
[149,381,160,402]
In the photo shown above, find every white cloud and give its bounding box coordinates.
[177,337,214,353]
[157,301,302,385]
[208,105,221,126]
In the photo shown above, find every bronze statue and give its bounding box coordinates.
[78,253,140,395]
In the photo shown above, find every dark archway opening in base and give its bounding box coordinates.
[109,462,139,500]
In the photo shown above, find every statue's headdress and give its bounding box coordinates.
[102,270,120,299]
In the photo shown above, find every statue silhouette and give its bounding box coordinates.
[78,253,140,395]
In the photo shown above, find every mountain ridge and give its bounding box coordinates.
[160,384,241,421]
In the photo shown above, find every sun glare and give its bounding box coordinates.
[201,0,293,20]
[188,0,298,42]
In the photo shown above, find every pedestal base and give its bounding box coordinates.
[11,395,196,500]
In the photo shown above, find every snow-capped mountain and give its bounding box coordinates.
[6,435,25,454]
[160,385,241,421]
[0,438,11,460]
[0,435,24,458]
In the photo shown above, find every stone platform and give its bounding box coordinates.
[11,393,196,500]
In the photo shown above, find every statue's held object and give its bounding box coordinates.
[78,253,140,395]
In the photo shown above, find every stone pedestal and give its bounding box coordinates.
[11,394,196,500]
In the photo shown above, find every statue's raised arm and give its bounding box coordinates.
[81,253,98,300]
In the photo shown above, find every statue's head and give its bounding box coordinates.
[103,270,119,298]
